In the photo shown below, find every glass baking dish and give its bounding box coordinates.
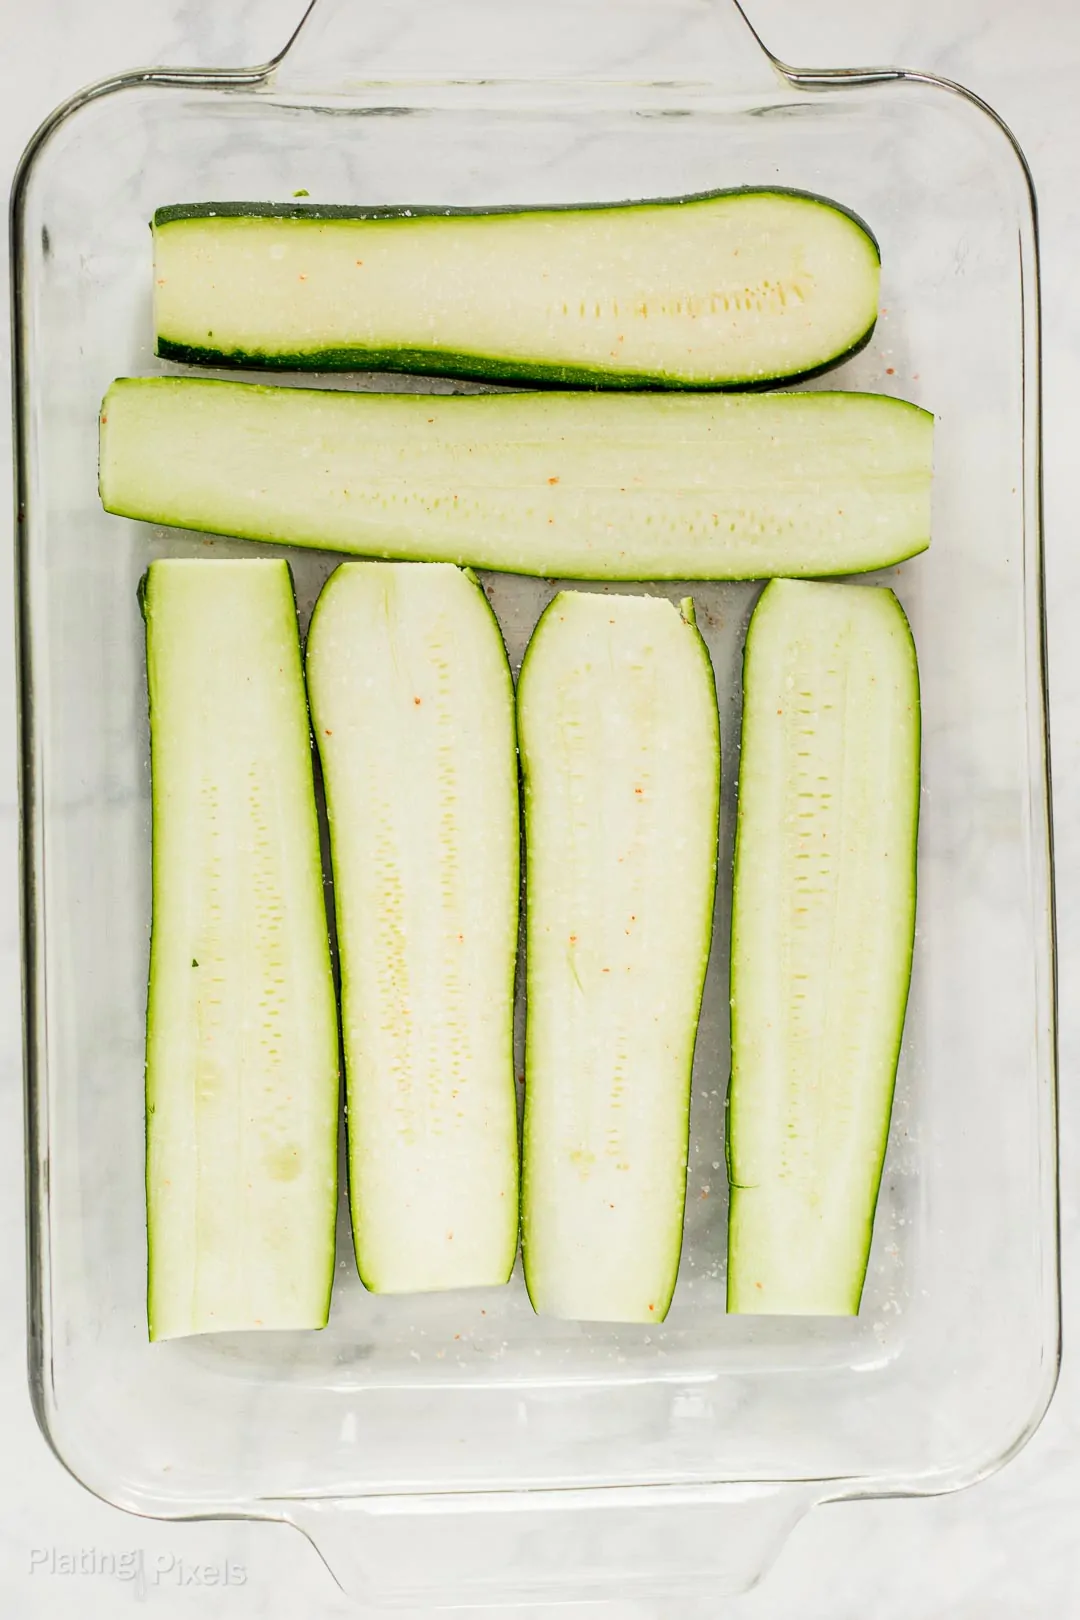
[12,0,1058,1611]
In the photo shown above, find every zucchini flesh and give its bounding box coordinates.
[305,563,519,1293]
[727,578,920,1316]
[519,592,720,1323]
[152,189,879,389]
[100,379,932,580]
[143,560,338,1340]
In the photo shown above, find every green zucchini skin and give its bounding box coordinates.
[153,186,880,389]
[518,591,720,1323]
[726,578,920,1317]
[154,334,877,391]
[153,188,879,238]
[99,378,933,581]
[142,559,339,1340]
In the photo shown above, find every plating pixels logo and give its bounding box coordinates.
[29,1547,247,1594]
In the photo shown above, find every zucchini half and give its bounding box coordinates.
[153,188,879,389]
[518,590,720,1322]
[143,559,339,1340]
[100,378,932,581]
[305,561,520,1294]
[727,578,920,1316]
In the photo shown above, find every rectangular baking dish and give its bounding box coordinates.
[12,0,1057,1611]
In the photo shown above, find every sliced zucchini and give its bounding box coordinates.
[153,189,879,388]
[727,578,920,1316]
[518,591,720,1323]
[143,559,338,1340]
[100,378,932,580]
[305,562,519,1293]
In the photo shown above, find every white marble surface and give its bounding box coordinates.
[1,1,1079,1615]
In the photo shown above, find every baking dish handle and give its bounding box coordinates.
[268,0,787,98]
[280,1483,820,1612]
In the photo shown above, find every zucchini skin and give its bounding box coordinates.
[154,186,879,389]
[156,331,877,391]
[154,187,880,245]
